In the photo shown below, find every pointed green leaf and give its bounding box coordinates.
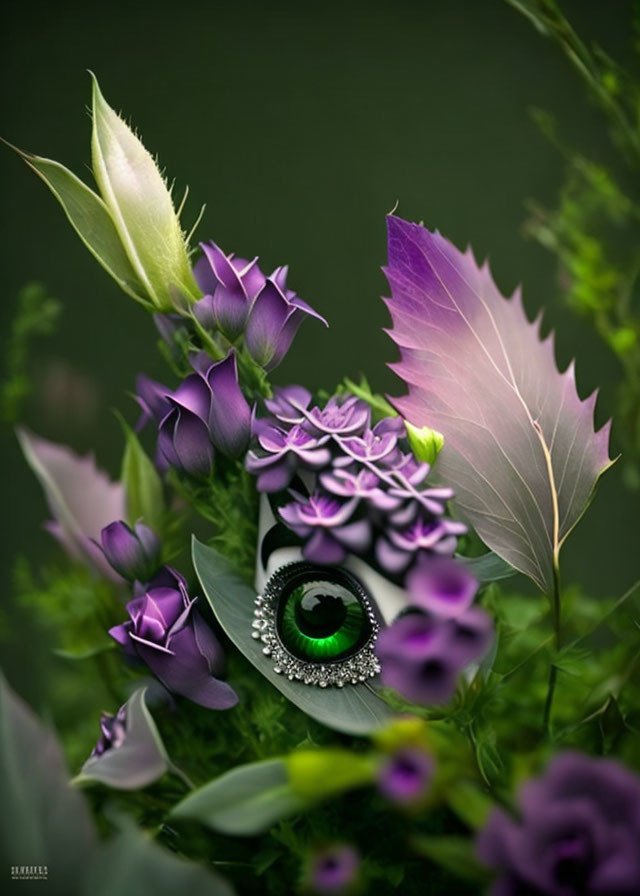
[192,538,394,735]
[171,758,305,836]
[5,143,149,307]
[119,418,165,533]
[90,74,200,311]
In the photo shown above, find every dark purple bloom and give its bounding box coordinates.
[264,384,312,425]
[135,373,173,432]
[279,492,370,564]
[245,269,328,370]
[156,350,251,475]
[377,747,434,806]
[91,705,127,757]
[193,242,267,339]
[246,424,332,492]
[109,568,238,710]
[407,555,478,618]
[300,395,370,437]
[376,608,492,705]
[477,752,640,895]
[100,520,161,582]
[306,844,360,895]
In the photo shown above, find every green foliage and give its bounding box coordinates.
[0,282,61,423]
[119,416,165,534]
[507,0,640,487]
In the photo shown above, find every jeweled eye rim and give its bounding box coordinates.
[252,562,381,688]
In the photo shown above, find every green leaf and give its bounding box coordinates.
[412,836,489,883]
[0,671,97,889]
[83,822,234,896]
[119,417,165,533]
[445,779,494,830]
[73,688,169,790]
[90,73,200,311]
[171,758,305,836]
[192,538,394,736]
[3,141,149,307]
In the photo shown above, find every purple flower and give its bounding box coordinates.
[154,350,251,475]
[193,242,267,339]
[300,395,370,437]
[264,385,312,425]
[100,520,161,582]
[246,424,332,492]
[320,467,401,511]
[135,374,173,433]
[109,568,238,710]
[375,516,466,575]
[334,419,402,468]
[306,844,360,895]
[407,555,478,618]
[387,461,457,516]
[377,747,434,806]
[376,608,492,705]
[477,752,640,895]
[78,687,169,790]
[279,492,370,565]
[245,268,328,370]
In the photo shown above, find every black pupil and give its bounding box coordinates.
[295,590,348,638]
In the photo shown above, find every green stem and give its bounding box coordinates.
[168,761,195,791]
[542,559,562,737]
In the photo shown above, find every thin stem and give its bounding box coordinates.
[542,559,562,737]
[168,761,195,791]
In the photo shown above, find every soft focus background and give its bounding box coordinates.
[1,0,637,702]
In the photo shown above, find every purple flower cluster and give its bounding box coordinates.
[136,349,251,477]
[477,752,640,895]
[246,387,465,570]
[193,242,327,370]
[109,566,237,710]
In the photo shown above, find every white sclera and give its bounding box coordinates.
[255,495,410,626]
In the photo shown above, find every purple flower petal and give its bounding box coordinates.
[206,350,251,458]
[408,555,478,618]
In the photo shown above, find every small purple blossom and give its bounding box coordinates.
[109,567,237,710]
[301,395,370,437]
[334,418,402,468]
[375,516,466,576]
[477,752,640,895]
[91,705,127,757]
[387,462,456,516]
[376,607,493,705]
[141,349,251,476]
[306,844,360,895]
[407,555,479,618]
[193,242,267,339]
[377,747,434,806]
[246,424,332,492]
[279,492,370,565]
[245,271,328,370]
[320,468,401,511]
[100,520,161,583]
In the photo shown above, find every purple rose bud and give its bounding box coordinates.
[306,844,360,895]
[477,752,640,896]
[407,555,478,618]
[100,520,161,582]
[109,569,238,710]
[245,273,328,370]
[377,747,434,807]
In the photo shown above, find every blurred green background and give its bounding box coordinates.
[1,0,638,701]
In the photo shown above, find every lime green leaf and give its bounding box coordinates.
[171,758,305,836]
[192,538,393,735]
[405,421,444,464]
[4,142,149,307]
[119,417,164,533]
[412,836,489,883]
[90,74,200,311]
[286,749,376,801]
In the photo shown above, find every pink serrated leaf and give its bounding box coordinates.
[384,215,614,592]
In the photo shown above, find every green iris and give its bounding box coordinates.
[277,571,371,662]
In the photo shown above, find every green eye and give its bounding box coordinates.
[254,563,380,688]
[278,575,370,662]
